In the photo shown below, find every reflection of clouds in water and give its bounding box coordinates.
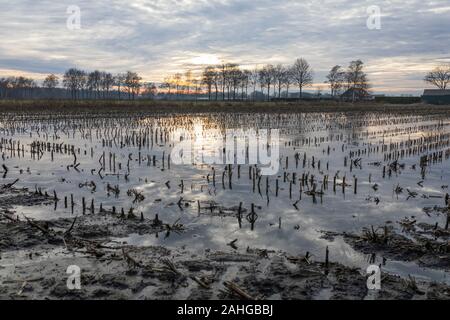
[4,112,450,283]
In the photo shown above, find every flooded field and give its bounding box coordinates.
[1,106,450,299]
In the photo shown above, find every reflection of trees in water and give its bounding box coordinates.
[1,111,450,151]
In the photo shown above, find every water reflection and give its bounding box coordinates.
[1,111,450,282]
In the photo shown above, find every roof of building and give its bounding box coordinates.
[341,88,372,96]
[423,89,450,96]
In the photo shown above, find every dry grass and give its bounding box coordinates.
[0,99,449,115]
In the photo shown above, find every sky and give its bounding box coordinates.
[0,0,449,95]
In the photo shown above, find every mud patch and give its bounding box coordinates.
[2,243,450,300]
[0,186,52,209]
[2,188,450,300]
[321,220,450,271]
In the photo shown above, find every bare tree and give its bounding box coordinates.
[142,82,158,99]
[283,66,293,98]
[159,76,172,99]
[228,64,241,100]
[325,65,345,97]
[220,63,238,100]
[424,64,450,90]
[185,70,193,96]
[0,78,10,98]
[174,73,182,99]
[124,71,142,100]
[259,65,274,101]
[248,67,259,101]
[202,66,216,100]
[79,71,87,99]
[87,70,101,99]
[165,76,173,96]
[42,74,59,98]
[63,69,76,99]
[63,68,85,99]
[218,63,230,100]
[101,72,114,99]
[115,73,126,100]
[274,64,286,98]
[345,60,370,102]
[2,76,37,99]
[291,58,314,99]
[241,70,251,100]
[192,79,202,101]
[43,74,59,89]
[212,68,220,100]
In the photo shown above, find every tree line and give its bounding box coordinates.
[162,59,372,102]
[59,69,157,100]
[3,58,446,102]
[0,76,38,99]
[0,70,157,100]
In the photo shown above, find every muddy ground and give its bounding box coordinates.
[322,217,450,272]
[1,187,450,300]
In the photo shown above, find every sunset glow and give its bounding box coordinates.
[0,0,449,95]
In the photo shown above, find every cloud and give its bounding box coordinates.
[0,0,449,94]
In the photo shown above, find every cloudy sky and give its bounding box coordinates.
[1,0,449,95]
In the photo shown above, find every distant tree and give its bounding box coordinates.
[241,70,251,100]
[291,58,314,99]
[224,65,232,100]
[87,70,102,99]
[174,73,182,98]
[424,64,450,90]
[124,71,142,100]
[115,73,126,100]
[79,70,88,99]
[202,66,216,100]
[63,68,85,99]
[63,69,77,99]
[345,60,370,102]
[283,66,293,98]
[192,79,202,101]
[220,63,239,100]
[218,64,228,100]
[248,68,259,101]
[274,64,286,98]
[259,65,275,101]
[159,77,172,98]
[185,70,193,95]
[228,64,241,100]
[100,72,114,99]
[165,77,173,96]
[0,78,9,98]
[325,65,345,97]
[212,69,220,100]
[27,78,38,98]
[5,76,37,99]
[43,74,59,89]
[142,82,158,99]
[42,74,59,99]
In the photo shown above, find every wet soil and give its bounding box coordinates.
[1,187,450,300]
[321,218,450,271]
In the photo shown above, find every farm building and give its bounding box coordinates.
[340,88,374,102]
[422,89,450,105]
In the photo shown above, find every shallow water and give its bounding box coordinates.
[1,111,450,283]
